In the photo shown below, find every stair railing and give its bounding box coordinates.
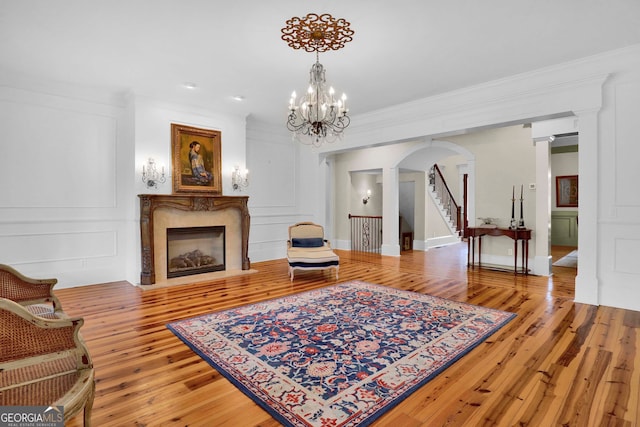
[429,164,462,234]
[348,214,382,253]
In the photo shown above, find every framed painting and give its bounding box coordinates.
[556,175,578,207]
[171,123,222,194]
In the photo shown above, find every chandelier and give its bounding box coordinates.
[281,13,354,147]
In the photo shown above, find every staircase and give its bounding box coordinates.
[428,164,463,239]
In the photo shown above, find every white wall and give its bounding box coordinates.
[595,51,640,311]
[350,172,381,217]
[245,119,322,262]
[0,82,135,288]
[424,185,453,242]
[399,180,415,235]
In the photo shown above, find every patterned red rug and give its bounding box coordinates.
[167,281,515,426]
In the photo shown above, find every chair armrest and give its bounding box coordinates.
[0,297,94,423]
[0,264,62,311]
[0,298,90,367]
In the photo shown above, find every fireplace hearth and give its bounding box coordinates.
[167,226,225,278]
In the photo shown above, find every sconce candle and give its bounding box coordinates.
[363,189,372,204]
[141,158,166,189]
[232,165,249,191]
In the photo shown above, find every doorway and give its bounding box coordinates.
[550,133,578,271]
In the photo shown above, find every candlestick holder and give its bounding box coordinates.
[517,185,526,229]
[509,188,517,229]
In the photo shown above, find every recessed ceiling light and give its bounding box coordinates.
[183,82,197,89]
[232,95,245,101]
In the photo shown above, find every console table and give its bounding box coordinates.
[467,227,531,275]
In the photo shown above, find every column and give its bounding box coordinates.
[381,166,400,256]
[573,109,600,305]
[533,137,552,276]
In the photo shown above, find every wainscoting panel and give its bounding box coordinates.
[551,210,578,246]
[614,81,640,207]
[248,214,315,262]
[0,83,131,288]
[0,91,118,208]
[0,230,116,264]
[0,218,135,289]
[598,222,640,312]
[613,237,640,275]
[247,140,296,209]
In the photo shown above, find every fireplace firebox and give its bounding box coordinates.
[167,226,225,278]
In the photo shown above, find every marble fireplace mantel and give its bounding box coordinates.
[139,194,250,285]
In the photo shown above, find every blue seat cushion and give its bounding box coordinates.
[291,237,325,248]
[288,260,339,268]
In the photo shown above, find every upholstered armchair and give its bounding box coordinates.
[287,222,339,282]
[0,263,65,319]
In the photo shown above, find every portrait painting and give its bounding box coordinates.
[171,123,222,194]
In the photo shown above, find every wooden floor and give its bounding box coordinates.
[57,243,639,427]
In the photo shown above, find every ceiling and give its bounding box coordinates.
[2,1,640,126]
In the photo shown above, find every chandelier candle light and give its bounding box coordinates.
[281,13,354,147]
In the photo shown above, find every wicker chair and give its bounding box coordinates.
[0,263,65,319]
[0,297,95,426]
[287,222,339,282]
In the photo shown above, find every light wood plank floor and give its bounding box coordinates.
[57,244,639,426]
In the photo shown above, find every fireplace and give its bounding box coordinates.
[167,226,225,278]
[139,194,250,285]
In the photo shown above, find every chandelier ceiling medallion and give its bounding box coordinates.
[281,13,354,147]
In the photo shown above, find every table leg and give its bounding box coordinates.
[523,239,528,275]
[513,239,518,275]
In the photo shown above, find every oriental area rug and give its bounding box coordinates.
[167,281,516,427]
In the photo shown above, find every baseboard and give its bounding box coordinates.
[416,235,461,251]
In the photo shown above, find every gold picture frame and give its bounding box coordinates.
[171,124,222,194]
[556,175,578,207]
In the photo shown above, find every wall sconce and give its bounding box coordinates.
[232,165,249,191]
[142,158,166,189]
[362,189,372,204]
